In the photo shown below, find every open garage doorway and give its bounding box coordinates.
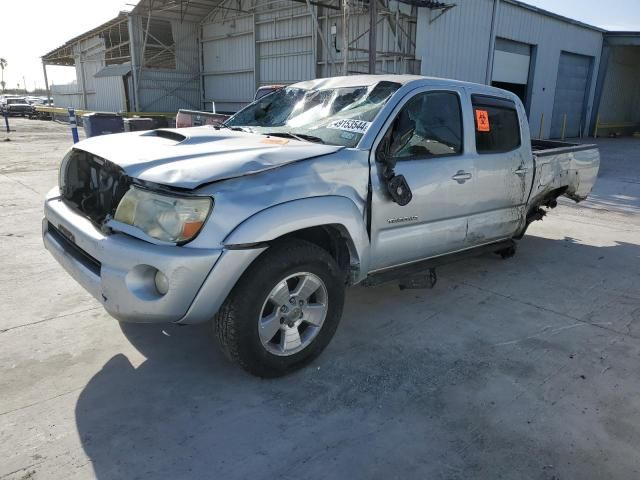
[491,38,534,112]
[592,32,640,138]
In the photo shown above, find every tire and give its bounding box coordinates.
[213,239,346,377]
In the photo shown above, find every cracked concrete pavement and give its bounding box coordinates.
[1,118,639,479]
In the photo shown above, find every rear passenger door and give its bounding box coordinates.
[466,94,533,244]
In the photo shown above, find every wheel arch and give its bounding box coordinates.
[223,196,370,283]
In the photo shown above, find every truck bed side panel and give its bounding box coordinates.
[528,143,600,209]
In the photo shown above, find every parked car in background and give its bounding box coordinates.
[254,84,285,101]
[26,96,51,106]
[0,94,18,110]
[43,75,600,377]
[176,109,230,128]
[1,97,32,116]
[176,86,285,128]
[29,100,55,120]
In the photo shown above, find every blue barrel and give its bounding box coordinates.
[83,112,124,138]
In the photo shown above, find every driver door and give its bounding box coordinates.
[369,87,475,272]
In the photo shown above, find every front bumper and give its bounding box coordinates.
[43,188,265,324]
[7,107,31,115]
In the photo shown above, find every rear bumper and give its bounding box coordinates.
[43,188,265,324]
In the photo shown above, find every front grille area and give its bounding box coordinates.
[61,149,131,225]
[47,222,101,276]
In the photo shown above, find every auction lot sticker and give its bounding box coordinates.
[327,119,371,134]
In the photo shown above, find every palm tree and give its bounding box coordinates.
[0,58,7,93]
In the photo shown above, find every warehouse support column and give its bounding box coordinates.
[589,43,611,137]
[79,53,88,110]
[368,0,377,74]
[485,0,500,84]
[343,0,349,75]
[42,61,51,106]
[306,0,335,76]
[127,14,140,112]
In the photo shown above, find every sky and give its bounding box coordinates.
[0,0,132,91]
[0,0,639,91]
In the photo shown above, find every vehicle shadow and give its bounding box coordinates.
[74,235,640,480]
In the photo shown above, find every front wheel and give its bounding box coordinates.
[213,239,346,377]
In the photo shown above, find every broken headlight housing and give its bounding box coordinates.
[114,187,212,244]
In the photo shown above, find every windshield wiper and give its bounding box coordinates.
[215,124,251,132]
[263,132,325,144]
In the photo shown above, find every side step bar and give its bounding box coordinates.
[362,239,515,288]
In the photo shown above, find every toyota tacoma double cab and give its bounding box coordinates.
[43,75,600,376]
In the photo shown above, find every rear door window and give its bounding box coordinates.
[472,95,521,154]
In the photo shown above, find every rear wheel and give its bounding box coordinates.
[213,239,346,377]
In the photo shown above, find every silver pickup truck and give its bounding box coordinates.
[43,75,599,376]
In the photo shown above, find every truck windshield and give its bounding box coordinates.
[226,81,401,148]
[7,99,26,104]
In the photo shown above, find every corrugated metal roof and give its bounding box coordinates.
[604,31,640,46]
[42,12,130,65]
[132,0,218,23]
[131,0,340,22]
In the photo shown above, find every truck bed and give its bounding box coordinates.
[527,139,600,207]
[531,139,597,156]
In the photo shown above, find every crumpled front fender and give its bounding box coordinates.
[223,196,371,283]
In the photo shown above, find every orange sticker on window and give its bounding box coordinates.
[475,109,491,132]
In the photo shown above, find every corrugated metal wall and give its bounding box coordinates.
[255,3,315,86]
[202,12,256,112]
[416,0,603,138]
[496,1,602,138]
[51,83,93,110]
[130,15,201,112]
[416,1,494,84]
[315,1,418,78]
[50,36,129,112]
[94,76,127,112]
[597,46,640,124]
[51,37,104,110]
[201,0,419,113]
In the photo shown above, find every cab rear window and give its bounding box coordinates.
[472,95,521,154]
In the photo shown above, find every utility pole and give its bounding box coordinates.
[368,0,377,74]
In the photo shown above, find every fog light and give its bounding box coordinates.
[154,270,169,295]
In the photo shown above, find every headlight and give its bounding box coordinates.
[114,187,212,243]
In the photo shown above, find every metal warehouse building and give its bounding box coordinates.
[42,0,640,139]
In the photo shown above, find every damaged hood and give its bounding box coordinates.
[75,126,343,189]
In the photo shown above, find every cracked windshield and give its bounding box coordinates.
[226,81,402,147]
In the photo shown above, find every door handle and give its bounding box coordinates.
[451,170,472,184]
[515,167,529,176]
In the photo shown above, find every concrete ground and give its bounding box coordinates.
[1,118,639,480]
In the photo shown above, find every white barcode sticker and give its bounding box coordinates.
[327,119,371,134]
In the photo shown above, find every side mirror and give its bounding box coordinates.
[376,113,415,168]
[387,174,412,206]
[388,121,415,159]
[375,113,415,206]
